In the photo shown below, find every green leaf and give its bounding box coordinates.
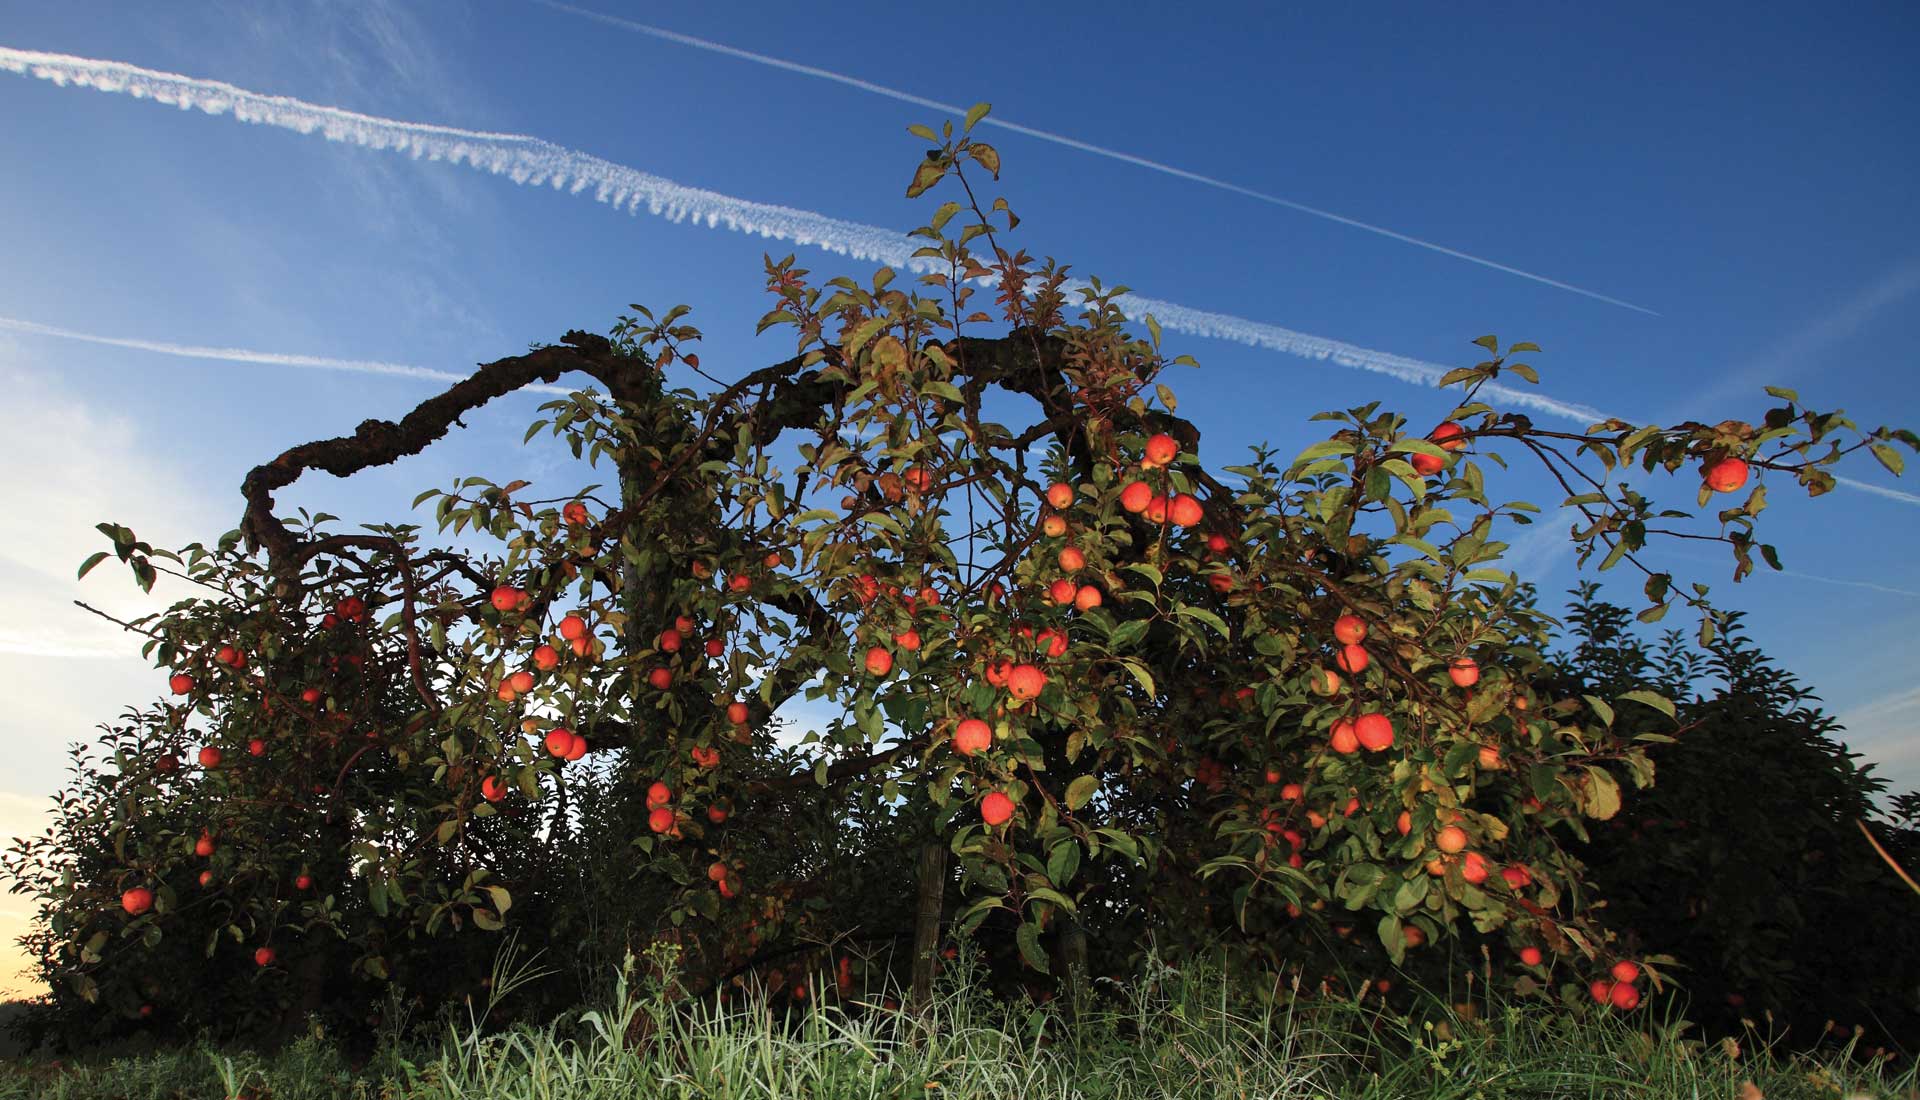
[1174,604,1230,640]
[1617,689,1676,720]
[970,142,1000,176]
[906,157,946,199]
[908,123,938,142]
[1871,443,1905,476]
[485,885,512,915]
[1582,694,1615,728]
[1118,659,1157,699]
[1580,767,1622,821]
[77,551,110,580]
[1471,335,1499,352]
[963,102,991,131]
[1065,774,1099,811]
[472,907,504,932]
[1016,920,1050,973]
[1108,619,1150,651]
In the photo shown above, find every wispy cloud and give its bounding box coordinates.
[0,315,572,394]
[0,47,1609,424]
[2,46,1907,506]
[528,0,1656,316]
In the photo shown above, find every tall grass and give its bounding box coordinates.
[2,947,1912,1099]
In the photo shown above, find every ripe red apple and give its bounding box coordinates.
[1335,644,1369,675]
[1143,495,1169,524]
[121,887,153,916]
[1280,782,1304,801]
[1047,578,1077,605]
[1354,713,1394,751]
[1610,960,1641,984]
[690,746,719,768]
[658,628,683,653]
[169,673,195,696]
[544,728,577,758]
[1006,664,1047,701]
[727,701,750,725]
[1704,456,1750,493]
[894,629,922,652]
[864,647,894,677]
[489,585,525,613]
[1410,451,1447,477]
[705,638,725,658]
[728,574,752,593]
[648,667,673,690]
[1609,982,1640,1010]
[1168,493,1203,528]
[1119,480,1153,513]
[1058,546,1086,572]
[255,946,276,967]
[1329,718,1359,754]
[1332,615,1367,645]
[1037,628,1067,658]
[707,861,729,883]
[482,775,507,802]
[1395,811,1412,836]
[533,644,560,671]
[1448,657,1480,687]
[194,833,215,857]
[1429,421,1467,452]
[1461,851,1490,885]
[565,735,588,761]
[1519,946,1543,967]
[980,791,1016,826]
[1074,585,1103,611]
[1501,864,1532,889]
[1436,825,1468,854]
[1402,925,1426,948]
[248,739,265,757]
[294,874,312,891]
[1206,532,1230,554]
[197,746,221,769]
[508,670,535,694]
[647,781,672,809]
[155,753,178,775]
[674,614,695,634]
[563,500,590,526]
[953,718,992,755]
[1143,433,1178,468]
[1041,514,1068,538]
[559,615,587,641]
[300,687,323,704]
[1046,482,1074,510]
[647,807,675,834]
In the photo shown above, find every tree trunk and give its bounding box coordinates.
[909,841,947,1010]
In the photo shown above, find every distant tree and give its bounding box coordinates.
[1556,582,1920,1049]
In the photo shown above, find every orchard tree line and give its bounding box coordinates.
[6,106,1917,1053]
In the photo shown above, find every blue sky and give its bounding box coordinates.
[0,1,1915,985]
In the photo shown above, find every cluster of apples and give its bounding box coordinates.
[1589,959,1645,1010]
[1117,432,1205,528]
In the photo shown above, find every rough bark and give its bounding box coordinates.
[909,840,948,1011]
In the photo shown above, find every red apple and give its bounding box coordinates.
[648,667,673,690]
[533,644,560,671]
[489,585,525,613]
[1120,481,1153,513]
[544,728,577,758]
[563,501,590,526]
[559,615,587,641]
[894,629,922,652]
[1006,664,1047,701]
[727,701,750,725]
[1354,713,1394,751]
[482,775,507,802]
[953,718,992,755]
[1143,433,1178,468]
[648,807,675,834]
[1046,482,1074,510]
[1168,493,1203,528]
[197,746,221,769]
[1519,946,1543,967]
[1705,456,1750,493]
[1332,615,1367,645]
[121,887,153,916]
[980,791,1016,826]
[1335,644,1369,675]
[658,628,683,653]
[254,946,276,967]
[1429,421,1467,452]
[1329,718,1359,754]
[864,647,894,677]
[1058,546,1086,572]
[169,673,195,696]
[1448,657,1480,687]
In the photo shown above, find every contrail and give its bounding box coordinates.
[3,47,1908,507]
[0,315,573,395]
[528,0,1658,317]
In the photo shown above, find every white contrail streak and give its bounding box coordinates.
[0,316,573,394]
[3,47,1908,507]
[528,0,1658,317]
